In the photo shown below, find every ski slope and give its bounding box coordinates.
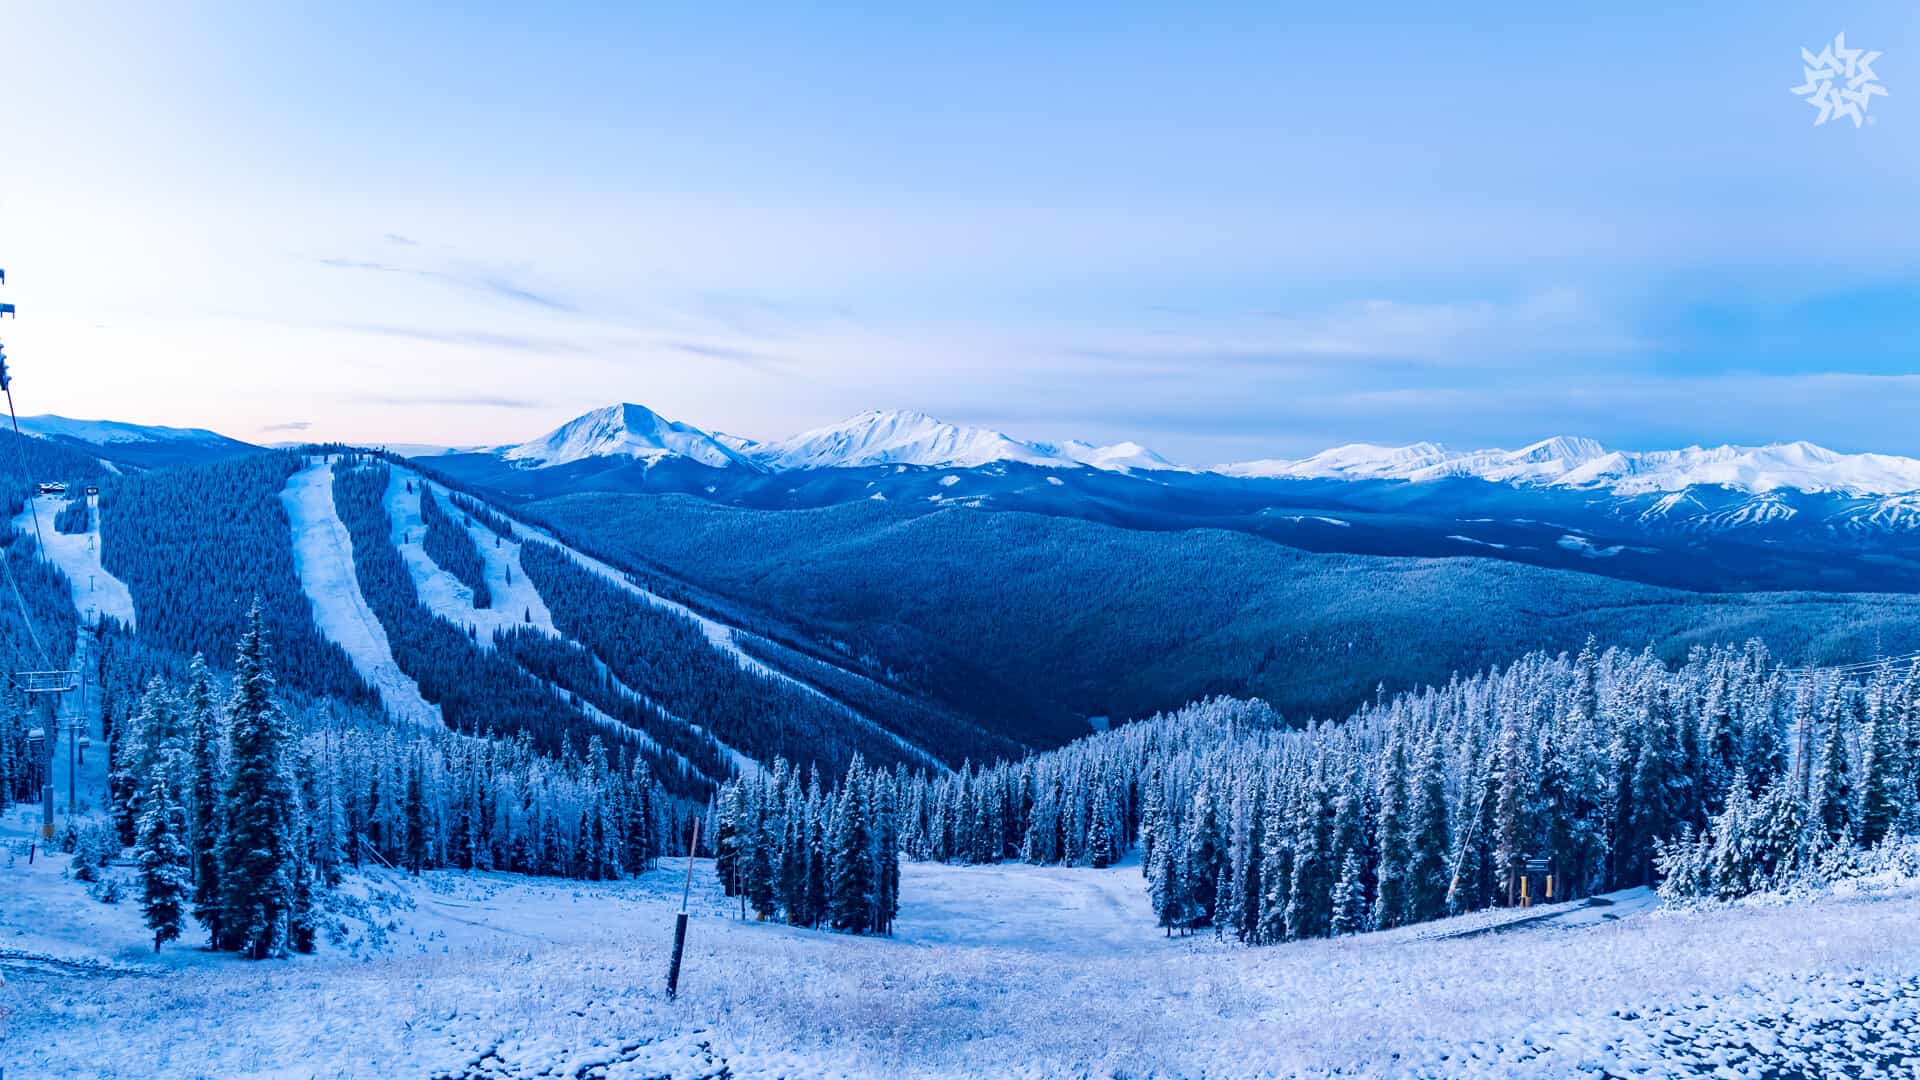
[515,518,942,771]
[384,465,558,644]
[7,843,1920,1078]
[282,458,442,726]
[381,465,760,776]
[13,494,136,629]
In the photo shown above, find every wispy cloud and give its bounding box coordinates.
[260,420,312,432]
[667,340,786,371]
[354,393,546,410]
[336,322,584,355]
[383,233,419,246]
[312,253,578,314]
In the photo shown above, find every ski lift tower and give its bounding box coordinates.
[18,670,79,839]
[1,268,81,836]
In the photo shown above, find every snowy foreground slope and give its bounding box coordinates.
[6,832,1920,1078]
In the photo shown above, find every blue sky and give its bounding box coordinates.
[1,2,1915,464]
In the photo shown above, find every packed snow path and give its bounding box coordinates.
[13,493,136,629]
[384,465,558,644]
[6,851,1920,1078]
[282,458,442,726]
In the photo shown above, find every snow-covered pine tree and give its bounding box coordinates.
[1285,771,1335,941]
[1149,828,1185,936]
[1858,708,1900,849]
[828,760,875,934]
[1405,734,1451,924]
[217,600,301,959]
[136,772,191,952]
[1372,734,1410,929]
[1180,779,1222,930]
[1814,694,1855,845]
[404,748,428,875]
[714,786,742,898]
[747,779,779,920]
[1329,851,1365,936]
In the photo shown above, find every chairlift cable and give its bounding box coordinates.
[0,279,53,666]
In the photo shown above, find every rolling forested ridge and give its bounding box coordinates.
[531,492,1920,745]
[518,537,919,771]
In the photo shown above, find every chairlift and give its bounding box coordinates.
[36,481,68,496]
[0,303,14,318]
[12,669,80,694]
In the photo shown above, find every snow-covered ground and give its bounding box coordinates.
[383,465,559,644]
[7,838,1920,1079]
[13,494,136,629]
[281,458,441,726]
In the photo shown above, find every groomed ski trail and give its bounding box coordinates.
[384,466,559,645]
[282,457,442,726]
[516,517,943,771]
[14,492,136,629]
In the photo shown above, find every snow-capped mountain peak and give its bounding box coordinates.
[1219,437,1920,496]
[750,410,1062,471]
[741,409,1183,473]
[1055,439,1183,473]
[500,403,752,470]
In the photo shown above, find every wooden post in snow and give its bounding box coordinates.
[667,818,701,1000]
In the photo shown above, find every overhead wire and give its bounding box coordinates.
[0,295,53,666]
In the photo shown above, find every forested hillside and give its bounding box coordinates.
[532,493,1920,744]
[418,484,491,609]
[330,459,714,795]
[99,451,374,705]
[518,539,922,771]
[0,533,81,801]
[898,641,1920,940]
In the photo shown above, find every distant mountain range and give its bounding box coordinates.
[494,404,1181,475]
[404,402,1920,596]
[16,414,259,470]
[1223,436,1920,497]
[25,404,1920,591]
[478,402,1920,499]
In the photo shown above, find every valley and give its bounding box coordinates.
[6,409,1920,1080]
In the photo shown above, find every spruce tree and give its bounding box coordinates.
[828,765,874,933]
[185,653,225,946]
[136,772,191,952]
[404,751,428,875]
[1405,736,1452,923]
[1329,851,1365,936]
[1858,716,1899,848]
[1149,832,1184,935]
[1180,781,1223,928]
[1372,735,1410,927]
[217,600,300,959]
[1815,702,1855,845]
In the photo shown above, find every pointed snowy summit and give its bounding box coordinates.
[499,403,753,470]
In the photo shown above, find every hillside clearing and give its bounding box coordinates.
[6,837,1919,1078]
